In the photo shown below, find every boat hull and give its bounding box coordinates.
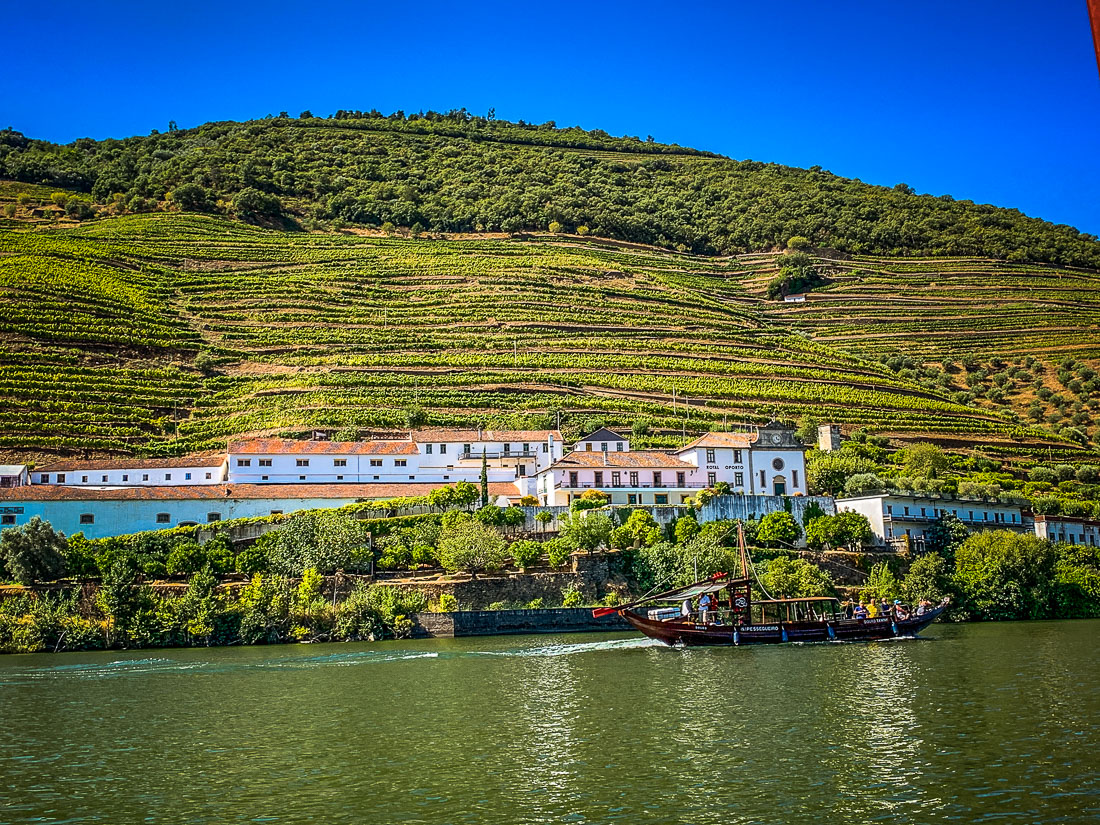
[621,605,948,647]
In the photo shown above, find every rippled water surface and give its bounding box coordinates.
[1,620,1097,824]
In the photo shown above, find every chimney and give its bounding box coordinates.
[603,450,608,466]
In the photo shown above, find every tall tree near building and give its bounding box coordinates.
[480,450,489,506]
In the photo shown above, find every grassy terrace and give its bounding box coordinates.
[0,211,1096,461]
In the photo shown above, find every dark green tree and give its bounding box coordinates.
[0,516,66,584]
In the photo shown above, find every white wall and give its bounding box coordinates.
[35,464,227,487]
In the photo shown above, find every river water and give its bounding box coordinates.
[0,620,1096,824]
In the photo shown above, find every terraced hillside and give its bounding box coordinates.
[1,208,1097,464]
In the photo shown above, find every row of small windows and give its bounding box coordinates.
[584,442,625,453]
[704,449,745,463]
[76,512,223,526]
[235,458,406,468]
[39,472,212,484]
[887,504,1020,524]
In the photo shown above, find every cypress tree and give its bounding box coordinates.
[480,450,489,506]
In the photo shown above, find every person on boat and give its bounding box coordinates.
[853,602,869,619]
[843,600,855,619]
[878,598,892,618]
[699,592,714,622]
[894,600,910,621]
[866,600,878,617]
[680,598,692,618]
[916,599,931,616]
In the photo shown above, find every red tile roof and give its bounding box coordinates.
[411,429,562,443]
[228,439,419,456]
[549,451,695,470]
[35,453,227,473]
[675,432,757,451]
[0,482,519,503]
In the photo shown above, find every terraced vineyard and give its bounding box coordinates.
[0,210,1097,463]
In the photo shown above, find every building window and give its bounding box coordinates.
[259,459,272,467]
[629,472,639,487]
[395,460,407,467]
[921,507,927,517]
[270,510,283,516]
[57,474,65,483]
[207,513,221,522]
[426,444,433,454]
[1,514,15,525]
[600,442,608,452]
[39,474,49,483]
[677,472,685,486]
[165,473,172,481]
[205,472,213,479]
[655,494,668,505]
[185,473,192,480]
[628,494,638,504]
[142,474,149,481]
[523,443,530,454]
[708,472,716,486]
[333,459,347,467]
[261,475,269,481]
[80,514,94,525]
[585,443,592,452]
[101,475,108,483]
[504,444,511,455]
[1012,513,1017,523]
[706,448,716,464]
[464,444,472,455]
[734,472,744,487]
[408,475,415,480]
[336,475,344,481]
[887,505,894,515]
[653,472,662,487]
[594,471,604,486]
[440,444,447,454]
[156,513,170,524]
[792,470,799,488]
[81,476,89,483]
[612,471,621,486]
[237,459,251,467]
[296,459,309,467]
[122,475,128,482]
[772,458,784,471]
[542,443,549,453]
[616,442,623,451]
[569,471,579,487]
[759,470,766,488]
[373,475,380,480]
[299,475,306,481]
[370,459,383,467]
[733,450,743,463]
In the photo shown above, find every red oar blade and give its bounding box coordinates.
[591,607,620,618]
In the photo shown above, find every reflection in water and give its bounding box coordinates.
[0,622,1098,824]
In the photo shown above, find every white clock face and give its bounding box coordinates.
[771,433,781,444]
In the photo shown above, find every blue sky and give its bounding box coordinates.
[5,0,1099,235]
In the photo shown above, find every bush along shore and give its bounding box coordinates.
[2,490,1100,653]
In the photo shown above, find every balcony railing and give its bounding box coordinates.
[561,482,706,490]
[459,451,538,460]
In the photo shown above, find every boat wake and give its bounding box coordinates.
[477,636,664,658]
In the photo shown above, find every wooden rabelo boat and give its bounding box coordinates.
[593,524,948,647]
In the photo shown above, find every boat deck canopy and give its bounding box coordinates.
[756,597,840,604]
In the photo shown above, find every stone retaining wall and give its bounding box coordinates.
[411,607,630,638]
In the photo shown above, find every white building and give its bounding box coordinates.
[0,465,29,488]
[227,439,422,485]
[536,422,808,505]
[1033,515,1100,547]
[538,450,700,506]
[32,455,228,487]
[673,424,808,496]
[411,429,563,496]
[837,493,1029,548]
